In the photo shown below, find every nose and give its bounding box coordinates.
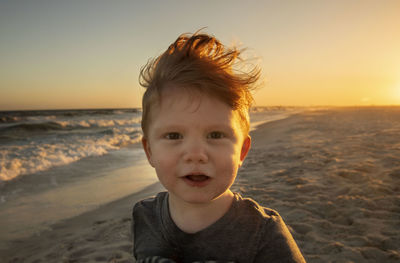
[182,139,208,163]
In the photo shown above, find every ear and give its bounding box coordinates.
[142,137,155,167]
[239,135,251,165]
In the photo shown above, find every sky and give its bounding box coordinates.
[1,0,400,110]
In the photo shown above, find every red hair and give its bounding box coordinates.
[140,31,260,137]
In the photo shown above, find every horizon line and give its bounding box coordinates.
[1,104,400,112]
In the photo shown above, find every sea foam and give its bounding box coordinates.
[0,109,142,181]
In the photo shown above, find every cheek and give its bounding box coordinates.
[153,159,175,185]
[216,150,240,174]
[152,149,177,171]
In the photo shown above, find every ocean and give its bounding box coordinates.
[0,109,143,181]
[0,107,297,243]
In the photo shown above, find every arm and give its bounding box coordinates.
[254,213,306,263]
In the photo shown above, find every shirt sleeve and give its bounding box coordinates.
[254,210,306,263]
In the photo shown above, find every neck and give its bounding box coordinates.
[168,190,234,234]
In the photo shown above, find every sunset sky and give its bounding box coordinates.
[1,0,400,110]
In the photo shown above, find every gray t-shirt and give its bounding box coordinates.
[132,192,305,263]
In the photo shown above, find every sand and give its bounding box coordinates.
[233,107,400,262]
[1,182,165,263]
[1,107,400,262]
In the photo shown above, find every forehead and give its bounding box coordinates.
[149,86,241,128]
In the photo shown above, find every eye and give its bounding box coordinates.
[207,131,225,139]
[164,132,183,140]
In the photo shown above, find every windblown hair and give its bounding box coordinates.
[139,31,260,137]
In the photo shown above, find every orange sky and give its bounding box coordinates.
[1,1,399,110]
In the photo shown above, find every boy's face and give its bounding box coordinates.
[142,87,251,205]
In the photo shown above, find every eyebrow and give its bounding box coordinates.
[152,123,236,133]
[206,124,236,132]
[152,123,184,131]
[151,124,184,136]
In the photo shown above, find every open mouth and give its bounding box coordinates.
[185,174,210,182]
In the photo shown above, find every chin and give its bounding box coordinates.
[181,194,214,204]
[180,190,229,205]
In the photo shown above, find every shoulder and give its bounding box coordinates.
[234,194,306,262]
[234,193,282,223]
[133,191,167,217]
[234,193,294,245]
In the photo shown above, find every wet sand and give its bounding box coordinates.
[1,107,400,262]
[1,182,165,263]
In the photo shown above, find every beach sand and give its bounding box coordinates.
[1,107,400,262]
[1,182,165,263]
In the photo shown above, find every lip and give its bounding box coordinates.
[181,174,211,187]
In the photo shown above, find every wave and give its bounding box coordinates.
[0,116,25,123]
[59,108,140,117]
[0,108,144,182]
[0,108,141,123]
[0,122,67,133]
[0,118,141,135]
[0,130,142,181]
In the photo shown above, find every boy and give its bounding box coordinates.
[132,31,305,263]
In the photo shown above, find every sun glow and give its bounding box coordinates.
[395,83,400,102]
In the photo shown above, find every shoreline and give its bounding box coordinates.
[0,182,165,262]
[0,144,158,248]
